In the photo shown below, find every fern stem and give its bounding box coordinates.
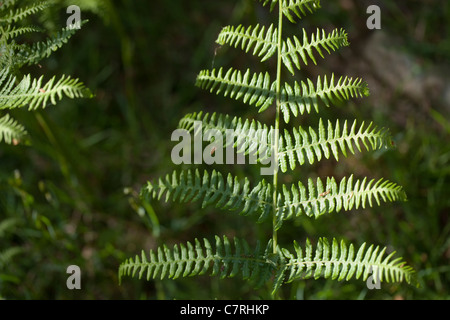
[272,0,284,255]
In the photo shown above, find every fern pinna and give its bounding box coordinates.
[119,0,416,295]
[0,1,92,145]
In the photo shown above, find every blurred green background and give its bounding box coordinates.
[0,0,449,299]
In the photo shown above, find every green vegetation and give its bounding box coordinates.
[118,0,416,297]
[1,0,448,300]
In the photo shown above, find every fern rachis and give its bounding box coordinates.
[119,0,417,297]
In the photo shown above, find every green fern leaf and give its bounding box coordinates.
[141,169,273,222]
[0,113,27,144]
[120,0,417,295]
[0,68,93,110]
[0,0,86,70]
[275,174,407,227]
[256,0,278,11]
[15,24,85,68]
[118,235,274,287]
[0,0,18,11]
[179,113,393,172]
[216,24,278,61]
[279,238,417,287]
[281,0,322,22]
[257,0,321,22]
[278,118,393,171]
[0,1,50,24]
[280,73,370,122]
[178,112,275,162]
[281,28,349,74]
[0,25,42,41]
[196,67,276,112]
[140,167,406,229]
[119,235,417,292]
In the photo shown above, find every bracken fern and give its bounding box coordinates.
[119,0,417,296]
[0,0,92,145]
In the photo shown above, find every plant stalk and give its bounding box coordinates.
[272,0,284,255]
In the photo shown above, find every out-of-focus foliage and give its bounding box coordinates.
[0,0,448,299]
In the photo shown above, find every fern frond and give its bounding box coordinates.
[11,23,86,69]
[216,24,278,61]
[281,0,322,22]
[280,74,370,122]
[179,112,392,168]
[0,69,92,110]
[0,1,50,24]
[256,0,278,11]
[0,0,18,12]
[120,0,416,295]
[278,238,416,289]
[0,0,85,69]
[178,112,275,162]
[141,169,273,222]
[0,113,27,144]
[256,0,321,21]
[196,67,276,112]
[118,235,274,288]
[178,113,393,171]
[118,235,416,291]
[275,174,407,227]
[140,167,406,229]
[0,25,42,41]
[279,118,393,171]
[281,28,349,74]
